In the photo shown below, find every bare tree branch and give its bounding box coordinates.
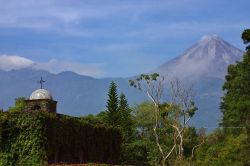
[191,138,205,159]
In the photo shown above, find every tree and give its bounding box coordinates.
[104,83,136,164]
[132,102,176,165]
[242,29,250,143]
[130,74,174,166]
[168,78,198,160]
[105,81,119,126]
[191,127,206,159]
[242,29,250,50]
[8,97,26,112]
[118,93,133,140]
[118,93,136,164]
[133,102,156,140]
[130,74,197,165]
[221,29,250,135]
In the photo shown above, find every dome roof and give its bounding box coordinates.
[30,89,53,100]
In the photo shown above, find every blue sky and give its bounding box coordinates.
[0,0,249,78]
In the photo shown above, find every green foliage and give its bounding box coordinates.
[105,81,119,126]
[0,111,48,165]
[221,29,250,135]
[118,93,135,164]
[131,102,161,165]
[182,127,199,157]
[129,73,160,90]
[118,93,134,141]
[186,101,198,117]
[133,102,155,138]
[122,139,152,166]
[0,111,121,165]
[8,97,26,112]
[80,114,106,126]
[242,29,250,50]
[195,130,250,165]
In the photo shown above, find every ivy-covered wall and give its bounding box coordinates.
[25,99,57,113]
[0,111,121,165]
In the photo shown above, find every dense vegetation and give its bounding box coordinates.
[0,110,121,165]
[221,29,250,136]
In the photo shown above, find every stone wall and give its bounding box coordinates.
[25,99,57,113]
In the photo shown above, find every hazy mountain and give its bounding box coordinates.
[155,35,243,79]
[0,35,244,130]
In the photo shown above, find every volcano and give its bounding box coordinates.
[155,35,243,79]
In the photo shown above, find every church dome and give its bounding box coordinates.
[30,89,53,100]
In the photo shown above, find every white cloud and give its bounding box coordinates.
[0,55,105,77]
[0,55,34,71]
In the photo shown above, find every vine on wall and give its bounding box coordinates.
[0,111,121,165]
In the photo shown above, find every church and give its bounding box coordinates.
[24,78,57,113]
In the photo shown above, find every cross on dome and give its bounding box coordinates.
[38,77,45,89]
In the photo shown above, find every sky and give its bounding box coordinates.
[0,0,249,78]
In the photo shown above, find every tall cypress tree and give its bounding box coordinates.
[221,29,250,135]
[119,93,133,140]
[118,93,135,164]
[106,81,119,126]
[119,93,129,112]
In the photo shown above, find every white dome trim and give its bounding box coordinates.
[30,89,53,100]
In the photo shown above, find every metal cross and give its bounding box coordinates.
[38,77,45,89]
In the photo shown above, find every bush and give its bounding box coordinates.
[195,131,250,166]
